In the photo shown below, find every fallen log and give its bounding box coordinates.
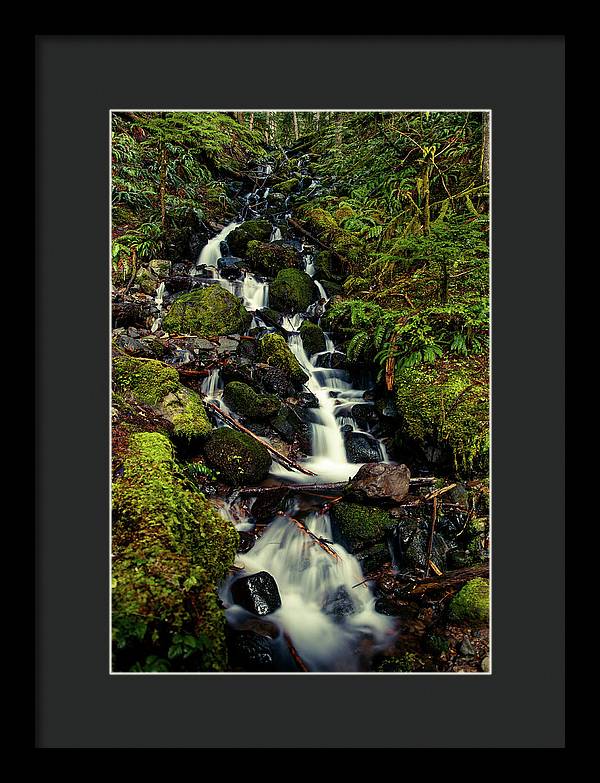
[204,401,316,477]
[236,477,438,496]
[403,564,489,596]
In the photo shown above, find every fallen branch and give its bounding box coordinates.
[204,401,316,477]
[283,632,310,672]
[403,563,488,596]
[424,495,438,578]
[237,481,349,496]
[281,512,341,561]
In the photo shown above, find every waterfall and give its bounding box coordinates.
[222,508,395,672]
[150,281,166,333]
[197,222,240,269]
[270,226,282,242]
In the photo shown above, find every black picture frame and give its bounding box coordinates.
[35,34,565,748]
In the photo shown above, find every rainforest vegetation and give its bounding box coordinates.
[111,110,490,674]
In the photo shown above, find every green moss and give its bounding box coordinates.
[298,206,339,241]
[246,240,300,275]
[394,356,489,476]
[259,307,283,325]
[448,578,489,624]
[163,387,212,440]
[226,219,273,257]
[330,501,394,551]
[275,177,300,194]
[299,320,326,356]
[258,333,309,386]
[162,285,252,337]
[113,354,212,441]
[203,427,272,485]
[315,250,338,281]
[136,267,158,294]
[112,431,239,671]
[113,355,180,406]
[269,268,318,313]
[223,381,280,419]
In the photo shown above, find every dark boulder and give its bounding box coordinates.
[351,403,380,433]
[226,629,275,672]
[345,462,411,505]
[230,571,282,616]
[217,256,244,280]
[344,431,384,464]
[237,531,256,554]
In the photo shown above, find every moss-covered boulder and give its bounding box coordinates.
[163,285,251,337]
[315,250,341,282]
[223,381,280,419]
[135,267,159,295]
[245,240,301,276]
[394,356,489,477]
[112,354,212,440]
[448,578,490,624]
[226,219,273,257]
[112,431,238,672]
[330,501,395,552]
[269,268,318,314]
[203,427,272,485]
[298,206,339,241]
[258,333,309,386]
[300,320,326,356]
[274,177,300,194]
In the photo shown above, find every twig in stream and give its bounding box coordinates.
[424,496,438,579]
[280,512,341,561]
[283,632,310,672]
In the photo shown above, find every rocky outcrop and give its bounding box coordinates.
[345,462,411,505]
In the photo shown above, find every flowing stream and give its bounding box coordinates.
[191,190,396,671]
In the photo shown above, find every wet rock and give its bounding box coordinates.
[237,531,256,554]
[344,431,384,463]
[351,403,379,432]
[114,334,157,358]
[112,298,158,330]
[345,462,411,505]
[166,346,196,366]
[258,333,309,387]
[481,655,490,672]
[246,240,302,275]
[230,571,282,616]
[299,321,326,356]
[259,364,296,398]
[296,390,319,408]
[223,381,280,419]
[322,586,355,621]
[217,256,244,279]
[250,489,290,523]
[226,629,275,671]
[165,275,193,294]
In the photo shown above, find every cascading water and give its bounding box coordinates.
[187,189,396,671]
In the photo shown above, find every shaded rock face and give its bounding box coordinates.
[230,571,282,616]
[344,431,383,464]
[322,586,355,622]
[217,256,244,280]
[346,462,411,505]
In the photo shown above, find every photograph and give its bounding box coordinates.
[110,109,490,674]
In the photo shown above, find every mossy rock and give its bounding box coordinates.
[299,320,326,356]
[245,240,301,276]
[258,333,309,386]
[269,268,318,314]
[148,258,172,278]
[315,250,341,281]
[274,177,300,194]
[226,219,273,257]
[394,356,489,477]
[112,431,239,671]
[135,267,158,295]
[223,381,280,419]
[112,354,212,440]
[259,307,283,326]
[297,206,339,241]
[448,578,489,624]
[163,285,251,337]
[203,427,272,485]
[376,652,422,673]
[330,501,395,551]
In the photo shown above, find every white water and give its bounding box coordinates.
[222,508,395,671]
[190,208,396,671]
[197,222,240,269]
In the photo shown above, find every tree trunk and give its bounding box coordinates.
[249,112,254,131]
[481,111,490,184]
[292,111,299,141]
